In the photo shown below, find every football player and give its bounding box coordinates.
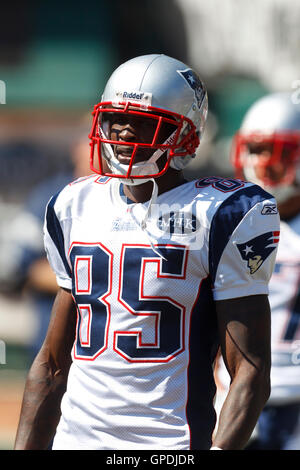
[14,54,279,450]
[230,92,300,449]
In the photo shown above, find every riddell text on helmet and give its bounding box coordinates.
[123,92,144,100]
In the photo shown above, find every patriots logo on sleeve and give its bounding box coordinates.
[236,231,280,274]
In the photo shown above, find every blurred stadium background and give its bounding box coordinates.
[1,0,300,449]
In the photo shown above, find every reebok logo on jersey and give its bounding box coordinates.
[236,231,280,274]
[261,204,278,215]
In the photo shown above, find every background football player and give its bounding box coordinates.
[14,54,279,450]
[230,92,300,449]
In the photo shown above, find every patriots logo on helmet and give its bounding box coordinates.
[236,231,280,274]
[177,68,206,110]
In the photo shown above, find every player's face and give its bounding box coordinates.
[247,141,288,185]
[107,112,177,165]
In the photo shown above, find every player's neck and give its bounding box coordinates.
[122,169,186,204]
[278,191,300,221]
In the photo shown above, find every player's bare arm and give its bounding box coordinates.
[14,287,76,450]
[213,294,271,450]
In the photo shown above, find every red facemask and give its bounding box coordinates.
[231,131,300,187]
[88,101,199,179]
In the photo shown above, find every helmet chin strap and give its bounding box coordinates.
[100,125,181,185]
[136,178,167,260]
[100,127,164,257]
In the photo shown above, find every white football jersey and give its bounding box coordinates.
[267,213,300,405]
[43,175,280,450]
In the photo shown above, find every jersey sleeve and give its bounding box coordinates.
[43,193,72,290]
[209,185,280,300]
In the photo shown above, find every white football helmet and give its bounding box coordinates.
[231,92,300,201]
[89,54,208,185]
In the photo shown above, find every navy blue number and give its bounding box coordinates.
[70,244,111,360]
[70,244,186,362]
[196,177,244,192]
[116,246,186,362]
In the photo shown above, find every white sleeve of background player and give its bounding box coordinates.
[212,198,280,301]
[43,196,72,290]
